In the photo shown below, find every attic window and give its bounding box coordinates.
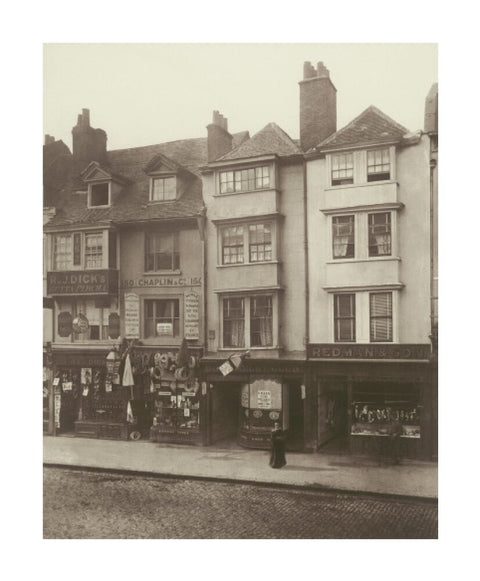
[150,177,176,201]
[89,182,110,207]
[367,148,390,182]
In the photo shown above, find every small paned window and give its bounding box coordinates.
[144,299,180,338]
[53,234,73,270]
[250,295,273,347]
[331,154,354,186]
[370,292,393,342]
[222,226,244,265]
[145,232,179,271]
[223,298,245,348]
[332,215,354,259]
[219,166,270,194]
[151,177,176,201]
[85,233,103,268]
[249,223,272,262]
[367,149,390,182]
[368,213,391,256]
[90,183,109,206]
[334,294,356,342]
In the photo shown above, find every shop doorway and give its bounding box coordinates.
[286,382,304,451]
[317,384,349,454]
[209,383,240,446]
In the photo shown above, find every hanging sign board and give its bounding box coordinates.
[57,311,73,337]
[124,293,140,339]
[184,292,200,340]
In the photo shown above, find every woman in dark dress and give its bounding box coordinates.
[269,422,287,469]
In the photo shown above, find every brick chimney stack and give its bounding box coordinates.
[299,61,337,152]
[207,110,233,162]
[44,135,55,145]
[71,108,107,163]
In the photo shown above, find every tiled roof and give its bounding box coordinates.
[315,106,409,151]
[219,123,302,161]
[45,132,248,228]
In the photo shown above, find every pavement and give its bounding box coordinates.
[43,435,437,500]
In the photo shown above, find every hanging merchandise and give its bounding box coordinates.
[126,400,135,424]
[122,353,135,399]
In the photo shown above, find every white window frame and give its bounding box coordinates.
[326,146,396,188]
[144,231,180,272]
[51,230,108,271]
[218,165,271,195]
[328,289,399,343]
[54,298,112,344]
[149,176,177,202]
[143,297,181,339]
[218,220,275,266]
[220,293,278,349]
[87,181,111,208]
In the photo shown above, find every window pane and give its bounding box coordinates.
[90,183,109,206]
[223,298,245,347]
[334,294,355,342]
[53,234,73,270]
[331,154,353,185]
[332,216,354,258]
[368,213,391,256]
[370,292,393,342]
[144,299,179,338]
[222,226,244,264]
[85,233,103,268]
[249,223,272,263]
[250,295,273,347]
[145,233,178,271]
[367,148,390,181]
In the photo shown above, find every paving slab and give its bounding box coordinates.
[43,435,438,500]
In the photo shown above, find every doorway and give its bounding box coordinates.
[209,382,240,446]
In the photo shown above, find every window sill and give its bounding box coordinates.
[218,346,280,351]
[325,180,398,191]
[147,199,178,204]
[217,261,280,268]
[327,256,400,264]
[213,187,278,198]
[142,270,182,276]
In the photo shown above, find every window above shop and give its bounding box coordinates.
[328,146,395,187]
[219,221,274,266]
[51,230,115,271]
[144,299,180,339]
[145,232,180,272]
[222,294,275,349]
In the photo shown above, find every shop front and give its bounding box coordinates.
[307,343,436,460]
[201,358,307,451]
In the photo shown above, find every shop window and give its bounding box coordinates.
[145,232,179,271]
[370,292,393,342]
[150,177,176,201]
[368,212,391,256]
[332,215,354,259]
[223,295,275,349]
[144,299,180,338]
[55,298,112,342]
[331,153,354,186]
[219,165,270,194]
[89,182,110,207]
[220,221,274,265]
[334,294,356,342]
[367,148,390,182]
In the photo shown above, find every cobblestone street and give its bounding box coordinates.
[43,467,437,539]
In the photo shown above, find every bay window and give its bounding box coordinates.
[368,212,391,256]
[52,231,107,270]
[220,221,274,265]
[223,295,274,348]
[55,298,112,342]
[331,153,353,186]
[219,165,270,194]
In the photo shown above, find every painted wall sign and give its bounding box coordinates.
[47,270,118,295]
[184,292,200,340]
[120,276,202,289]
[57,311,72,337]
[307,344,431,360]
[124,293,140,339]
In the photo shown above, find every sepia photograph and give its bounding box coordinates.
[41,42,439,540]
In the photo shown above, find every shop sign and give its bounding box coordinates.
[157,322,173,335]
[124,293,140,339]
[257,390,272,409]
[184,292,199,340]
[108,312,120,339]
[57,311,72,337]
[120,276,202,289]
[307,344,431,360]
[219,360,235,377]
[47,270,118,295]
[54,394,61,429]
[72,314,89,334]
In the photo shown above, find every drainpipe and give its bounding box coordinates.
[429,154,437,355]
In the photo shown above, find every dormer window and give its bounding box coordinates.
[88,182,111,207]
[367,148,390,182]
[150,176,176,201]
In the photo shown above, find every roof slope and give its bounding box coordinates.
[45,132,248,228]
[316,106,409,151]
[219,123,302,161]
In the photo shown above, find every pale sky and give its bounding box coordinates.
[43,43,437,151]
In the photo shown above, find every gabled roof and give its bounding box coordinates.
[44,131,249,228]
[315,106,409,151]
[218,123,302,161]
